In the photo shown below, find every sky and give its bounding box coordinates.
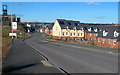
[1,2,118,24]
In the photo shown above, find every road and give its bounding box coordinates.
[2,39,62,73]
[25,32,118,73]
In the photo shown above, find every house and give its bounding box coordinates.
[52,19,120,48]
[52,19,84,41]
[45,25,53,36]
[79,25,102,44]
[97,26,120,49]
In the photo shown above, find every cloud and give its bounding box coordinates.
[87,2,99,5]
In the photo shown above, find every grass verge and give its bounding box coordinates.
[2,25,31,60]
[44,37,119,50]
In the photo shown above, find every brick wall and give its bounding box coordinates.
[97,38,120,49]
[85,32,98,41]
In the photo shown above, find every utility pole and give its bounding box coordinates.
[10,4,13,39]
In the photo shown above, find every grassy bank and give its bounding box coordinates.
[44,37,119,50]
[2,26,12,60]
[2,25,31,60]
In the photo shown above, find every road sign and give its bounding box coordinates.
[9,33,17,36]
[12,22,17,31]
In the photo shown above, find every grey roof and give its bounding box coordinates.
[97,26,120,40]
[57,19,103,33]
[56,19,120,41]
[47,25,53,30]
[57,19,81,30]
[79,25,102,33]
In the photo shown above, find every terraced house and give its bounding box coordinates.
[52,19,84,41]
[97,26,120,49]
[52,19,120,49]
[79,25,103,45]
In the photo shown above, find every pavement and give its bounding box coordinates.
[2,38,63,74]
[25,32,118,73]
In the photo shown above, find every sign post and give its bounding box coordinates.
[12,22,17,31]
[9,33,17,37]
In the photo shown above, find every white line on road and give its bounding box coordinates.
[41,60,53,67]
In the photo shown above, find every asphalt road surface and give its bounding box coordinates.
[2,39,62,73]
[25,32,118,73]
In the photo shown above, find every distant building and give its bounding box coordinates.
[45,25,53,36]
[1,5,21,26]
[2,14,16,26]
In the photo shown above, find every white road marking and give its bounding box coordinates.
[41,60,53,67]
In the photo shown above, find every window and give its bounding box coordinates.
[78,33,80,36]
[90,33,92,36]
[3,17,8,21]
[88,28,92,32]
[96,34,98,36]
[102,39,105,43]
[66,26,69,29]
[103,30,108,36]
[114,31,119,37]
[74,33,75,35]
[70,33,72,36]
[74,27,76,30]
[113,40,116,45]
[98,39,100,42]
[62,32,64,36]
[81,28,83,30]
[94,28,98,32]
[109,40,112,44]
[66,32,68,35]
[81,33,82,36]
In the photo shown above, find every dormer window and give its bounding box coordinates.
[88,28,92,32]
[114,31,119,37]
[66,26,69,29]
[75,23,78,26]
[81,27,83,30]
[103,30,108,36]
[94,28,98,32]
[74,27,76,30]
